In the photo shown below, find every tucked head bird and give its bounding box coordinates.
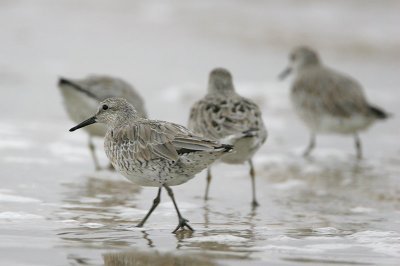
[280,46,390,159]
[69,98,233,233]
[188,68,267,208]
[58,75,147,170]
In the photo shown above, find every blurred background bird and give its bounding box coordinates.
[189,68,267,207]
[280,46,390,159]
[58,75,147,170]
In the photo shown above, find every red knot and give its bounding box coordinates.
[188,68,267,208]
[70,97,233,233]
[280,46,390,159]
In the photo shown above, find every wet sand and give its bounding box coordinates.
[1,1,400,265]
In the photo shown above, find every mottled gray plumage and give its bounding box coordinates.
[280,46,389,158]
[189,68,267,207]
[58,75,147,169]
[70,97,232,233]
[106,116,232,187]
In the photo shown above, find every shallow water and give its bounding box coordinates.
[1,1,400,265]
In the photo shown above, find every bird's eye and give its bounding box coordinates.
[290,54,296,61]
[102,104,109,110]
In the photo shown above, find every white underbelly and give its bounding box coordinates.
[297,109,374,134]
[221,137,259,164]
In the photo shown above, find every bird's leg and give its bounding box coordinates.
[163,184,194,233]
[303,133,316,157]
[204,167,212,201]
[354,133,363,160]
[136,187,162,227]
[88,136,101,171]
[249,160,259,208]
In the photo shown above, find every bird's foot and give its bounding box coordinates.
[172,217,194,234]
[135,220,145,228]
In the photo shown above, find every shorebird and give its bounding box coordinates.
[58,75,147,170]
[69,98,233,233]
[279,46,389,159]
[188,68,267,207]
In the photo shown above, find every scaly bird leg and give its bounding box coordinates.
[303,133,316,157]
[136,187,162,227]
[354,133,363,160]
[88,136,101,171]
[204,167,212,201]
[163,184,194,233]
[249,160,259,208]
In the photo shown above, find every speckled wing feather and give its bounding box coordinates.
[189,95,265,140]
[111,120,223,162]
[292,68,370,118]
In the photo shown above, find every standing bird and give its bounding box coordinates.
[69,98,233,233]
[188,68,267,207]
[58,75,147,170]
[279,46,389,159]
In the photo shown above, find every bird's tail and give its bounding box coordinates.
[369,105,391,120]
[219,128,260,147]
[242,128,259,138]
[219,144,234,153]
[223,128,259,143]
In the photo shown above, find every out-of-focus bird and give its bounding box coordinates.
[189,68,267,207]
[279,46,389,159]
[58,75,147,170]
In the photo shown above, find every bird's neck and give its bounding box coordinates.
[109,109,139,129]
[296,62,322,76]
[207,83,235,96]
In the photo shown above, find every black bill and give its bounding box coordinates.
[69,116,97,132]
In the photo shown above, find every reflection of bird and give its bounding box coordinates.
[103,249,216,266]
[70,98,233,233]
[58,75,147,170]
[280,46,389,159]
[189,68,267,207]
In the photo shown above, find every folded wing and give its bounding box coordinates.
[113,121,223,162]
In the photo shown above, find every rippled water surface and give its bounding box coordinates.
[1,0,400,265]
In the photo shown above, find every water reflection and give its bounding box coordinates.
[56,172,262,254]
[263,153,393,199]
[141,230,155,248]
[54,152,400,265]
[56,174,143,248]
[67,254,92,265]
[103,249,217,266]
[62,174,141,208]
[282,257,374,265]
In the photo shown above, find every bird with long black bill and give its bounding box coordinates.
[70,97,233,233]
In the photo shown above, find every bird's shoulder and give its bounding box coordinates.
[293,66,365,97]
[108,120,180,161]
[191,94,261,117]
[110,119,218,161]
[113,119,191,145]
[189,93,264,138]
[292,66,369,117]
